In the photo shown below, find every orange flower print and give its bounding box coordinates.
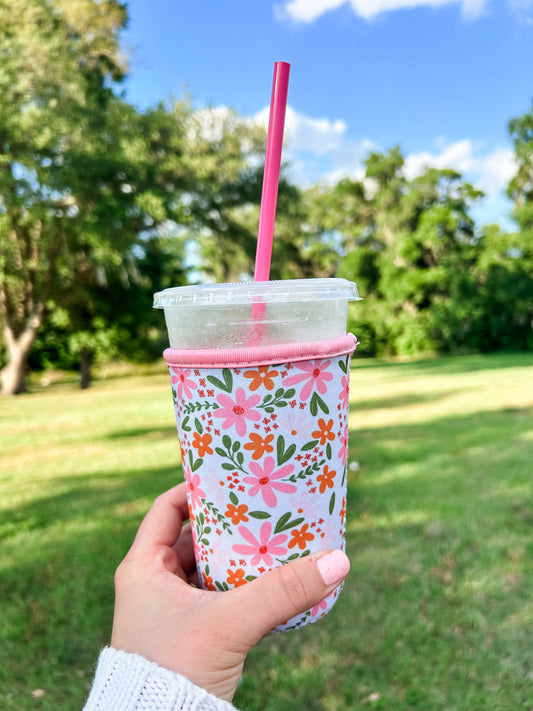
[202,571,217,591]
[225,503,249,525]
[243,365,279,391]
[226,567,247,587]
[192,431,214,457]
[317,464,336,493]
[288,523,315,550]
[312,418,335,445]
[244,432,274,460]
[340,496,347,525]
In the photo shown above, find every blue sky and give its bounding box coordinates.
[121,0,533,228]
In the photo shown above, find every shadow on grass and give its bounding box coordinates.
[2,401,532,710]
[105,425,178,440]
[353,350,533,375]
[349,389,462,412]
[237,403,533,711]
[1,462,184,709]
[0,463,182,542]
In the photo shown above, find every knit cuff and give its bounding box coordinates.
[83,647,238,711]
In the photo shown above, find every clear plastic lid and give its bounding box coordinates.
[153,278,361,308]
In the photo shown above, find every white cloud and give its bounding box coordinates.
[276,0,488,22]
[253,105,373,185]
[404,140,516,196]
[255,105,347,154]
[402,139,517,225]
[186,106,237,143]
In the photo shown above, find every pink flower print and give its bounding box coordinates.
[284,359,333,400]
[339,427,348,466]
[170,367,197,400]
[187,473,206,509]
[339,374,350,409]
[243,456,297,508]
[232,522,288,566]
[214,387,261,436]
[311,597,328,617]
[311,590,335,617]
[278,408,310,438]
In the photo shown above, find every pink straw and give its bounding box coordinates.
[254,61,291,282]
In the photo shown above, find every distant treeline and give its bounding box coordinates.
[1,0,532,394]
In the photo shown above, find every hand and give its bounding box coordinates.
[111,483,350,702]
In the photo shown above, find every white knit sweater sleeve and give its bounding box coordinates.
[83,647,238,711]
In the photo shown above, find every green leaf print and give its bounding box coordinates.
[182,401,220,414]
[277,549,311,565]
[195,511,211,546]
[329,491,336,515]
[249,511,271,519]
[207,368,233,393]
[204,500,233,534]
[258,387,296,412]
[229,491,239,505]
[276,435,297,466]
[286,459,325,483]
[274,512,305,534]
[216,436,248,474]
[194,417,203,434]
[188,449,202,472]
[310,392,329,416]
[301,439,319,451]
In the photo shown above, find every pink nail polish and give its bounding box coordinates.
[317,550,350,586]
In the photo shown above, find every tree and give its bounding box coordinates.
[468,224,533,351]
[173,106,266,283]
[508,100,533,228]
[476,100,533,351]
[0,2,259,392]
[0,0,128,394]
[320,148,483,355]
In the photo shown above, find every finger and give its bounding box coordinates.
[172,521,197,574]
[187,569,201,588]
[222,549,350,645]
[131,482,190,557]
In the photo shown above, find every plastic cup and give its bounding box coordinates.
[154,278,360,631]
[153,278,360,349]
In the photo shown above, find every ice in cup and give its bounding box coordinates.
[153,278,359,349]
[154,278,360,631]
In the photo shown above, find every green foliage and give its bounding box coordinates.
[328,143,533,356]
[2,0,533,387]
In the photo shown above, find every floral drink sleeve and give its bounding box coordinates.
[164,334,357,632]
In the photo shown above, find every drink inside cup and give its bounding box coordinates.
[153,278,360,349]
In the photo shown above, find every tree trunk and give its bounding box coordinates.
[1,327,36,395]
[79,347,92,389]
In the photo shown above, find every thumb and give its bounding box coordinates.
[225,549,350,644]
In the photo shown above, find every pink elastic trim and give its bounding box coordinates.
[164,333,357,368]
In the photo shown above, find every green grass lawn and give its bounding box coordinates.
[1,353,532,710]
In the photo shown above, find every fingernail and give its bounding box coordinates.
[317,550,350,586]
